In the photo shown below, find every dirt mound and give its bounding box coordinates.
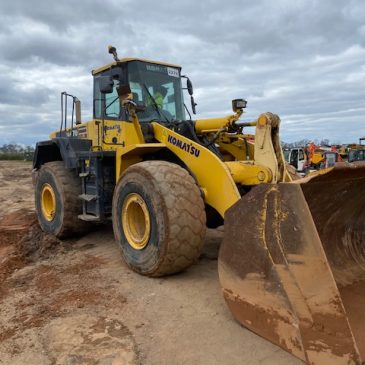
[19,222,65,260]
[0,209,69,284]
[0,209,36,246]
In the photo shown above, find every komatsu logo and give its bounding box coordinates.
[167,135,201,157]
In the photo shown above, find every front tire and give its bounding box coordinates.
[112,161,206,277]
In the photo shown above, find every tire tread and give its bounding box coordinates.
[37,161,88,238]
[113,161,206,277]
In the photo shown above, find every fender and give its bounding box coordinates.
[33,137,92,170]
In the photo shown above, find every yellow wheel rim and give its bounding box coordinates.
[41,183,56,221]
[122,193,151,250]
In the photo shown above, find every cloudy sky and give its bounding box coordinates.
[0,0,364,145]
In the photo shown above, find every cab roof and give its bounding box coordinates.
[92,57,181,75]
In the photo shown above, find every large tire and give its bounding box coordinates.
[112,161,206,277]
[35,161,87,238]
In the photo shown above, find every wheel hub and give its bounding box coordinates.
[122,193,151,250]
[41,183,56,221]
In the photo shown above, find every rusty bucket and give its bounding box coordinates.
[219,163,365,365]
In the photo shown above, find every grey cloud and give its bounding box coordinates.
[0,19,135,68]
[0,0,129,31]
[0,0,364,145]
[0,74,52,105]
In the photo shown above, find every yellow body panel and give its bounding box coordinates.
[51,119,144,151]
[115,143,165,181]
[152,122,241,216]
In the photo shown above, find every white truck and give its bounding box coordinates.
[283,147,307,173]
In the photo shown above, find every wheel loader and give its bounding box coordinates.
[33,46,365,365]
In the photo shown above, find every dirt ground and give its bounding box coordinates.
[0,161,302,365]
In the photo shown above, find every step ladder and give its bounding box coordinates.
[78,156,104,222]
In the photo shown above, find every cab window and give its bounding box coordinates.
[105,80,120,119]
[94,76,102,119]
[93,66,126,120]
[93,77,120,119]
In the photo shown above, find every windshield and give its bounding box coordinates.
[127,61,185,122]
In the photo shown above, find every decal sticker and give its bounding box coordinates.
[167,67,179,78]
[103,125,121,133]
[146,64,165,73]
[167,135,200,157]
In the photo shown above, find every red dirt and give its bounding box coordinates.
[0,209,69,286]
[0,161,303,365]
[1,251,128,344]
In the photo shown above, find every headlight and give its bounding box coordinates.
[232,99,247,112]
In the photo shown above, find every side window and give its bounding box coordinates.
[93,76,121,119]
[94,76,102,119]
[105,80,120,118]
[299,149,305,160]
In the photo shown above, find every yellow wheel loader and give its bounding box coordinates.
[33,46,365,365]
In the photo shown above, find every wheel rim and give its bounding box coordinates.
[41,183,56,221]
[122,193,151,250]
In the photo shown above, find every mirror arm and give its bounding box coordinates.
[191,96,197,115]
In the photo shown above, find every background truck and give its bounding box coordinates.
[283,147,307,172]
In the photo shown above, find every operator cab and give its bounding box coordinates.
[92,57,186,123]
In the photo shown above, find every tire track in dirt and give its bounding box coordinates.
[0,209,139,365]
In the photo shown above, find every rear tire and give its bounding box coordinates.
[112,161,206,277]
[35,161,87,238]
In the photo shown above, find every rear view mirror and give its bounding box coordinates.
[99,76,114,94]
[187,78,193,95]
[181,75,194,95]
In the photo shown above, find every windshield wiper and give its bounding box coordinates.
[143,84,170,123]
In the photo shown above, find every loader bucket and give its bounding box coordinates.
[219,162,365,365]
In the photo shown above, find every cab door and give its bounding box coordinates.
[297,148,306,171]
[290,148,299,169]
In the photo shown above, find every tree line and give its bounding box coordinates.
[282,138,333,149]
[0,144,35,161]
